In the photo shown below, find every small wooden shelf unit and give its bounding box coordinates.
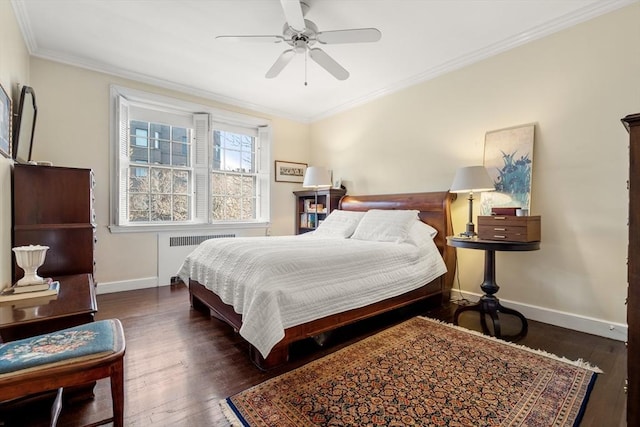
[293,188,346,234]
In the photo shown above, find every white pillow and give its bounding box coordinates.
[406,220,438,247]
[351,209,419,243]
[313,210,365,238]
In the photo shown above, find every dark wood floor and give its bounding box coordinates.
[0,284,627,426]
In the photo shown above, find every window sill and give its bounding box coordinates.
[108,221,270,234]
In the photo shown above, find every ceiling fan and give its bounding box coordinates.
[216,0,382,82]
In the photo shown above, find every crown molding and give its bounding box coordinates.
[10,0,37,54]
[11,0,636,124]
[33,48,311,123]
[309,0,637,122]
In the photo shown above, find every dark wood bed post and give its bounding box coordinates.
[189,191,457,370]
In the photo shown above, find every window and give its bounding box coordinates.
[128,120,192,222]
[110,86,271,232]
[211,126,257,221]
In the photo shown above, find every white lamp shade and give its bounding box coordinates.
[450,166,495,193]
[303,166,332,189]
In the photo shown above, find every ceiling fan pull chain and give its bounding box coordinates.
[304,48,308,86]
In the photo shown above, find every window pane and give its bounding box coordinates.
[131,121,149,147]
[172,142,189,166]
[150,123,170,142]
[226,133,241,150]
[173,170,189,194]
[211,173,226,195]
[241,176,255,194]
[227,174,241,195]
[211,196,225,220]
[213,132,223,170]
[130,193,149,210]
[241,197,255,220]
[225,150,241,172]
[241,152,254,173]
[151,195,172,221]
[151,168,172,193]
[224,197,241,220]
[130,145,148,163]
[129,167,148,193]
[155,140,170,165]
[173,195,190,220]
[129,194,149,222]
[241,137,252,152]
[172,127,188,143]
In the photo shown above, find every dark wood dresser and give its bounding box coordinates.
[11,164,96,283]
[622,112,640,426]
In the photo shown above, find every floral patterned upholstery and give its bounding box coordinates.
[0,320,118,374]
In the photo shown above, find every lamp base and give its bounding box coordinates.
[459,193,477,238]
[459,222,477,238]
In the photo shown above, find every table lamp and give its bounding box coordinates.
[450,166,495,237]
[303,166,332,228]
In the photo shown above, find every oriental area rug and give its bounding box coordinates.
[221,317,600,427]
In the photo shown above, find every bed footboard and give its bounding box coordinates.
[190,275,444,370]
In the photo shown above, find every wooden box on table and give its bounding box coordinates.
[477,215,541,242]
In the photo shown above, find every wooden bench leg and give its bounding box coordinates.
[110,359,125,427]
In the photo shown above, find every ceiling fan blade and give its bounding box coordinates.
[280,0,306,32]
[265,49,296,78]
[316,28,382,44]
[215,35,284,43]
[309,48,349,80]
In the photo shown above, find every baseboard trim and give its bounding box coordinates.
[96,279,628,341]
[96,277,162,294]
[451,290,628,342]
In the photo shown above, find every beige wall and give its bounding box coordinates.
[28,58,309,286]
[0,2,30,289]
[310,4,640,332]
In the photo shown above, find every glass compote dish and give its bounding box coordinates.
[12,245,50,286]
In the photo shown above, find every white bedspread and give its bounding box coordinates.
[177,235,446,358]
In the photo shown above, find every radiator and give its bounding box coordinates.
[157,232,235,286]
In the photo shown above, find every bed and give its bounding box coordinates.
[180,191,456,370]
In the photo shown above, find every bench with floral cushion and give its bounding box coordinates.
[0,319,125,426]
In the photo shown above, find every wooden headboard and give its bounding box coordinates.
[339,191,457,295]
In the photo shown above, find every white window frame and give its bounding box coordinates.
[109,85,271,233]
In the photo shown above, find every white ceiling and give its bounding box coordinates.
[11,0,635,122]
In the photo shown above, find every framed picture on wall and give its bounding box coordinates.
[275,160,307,183]
[0,83,11,158]
[480,123,535,215]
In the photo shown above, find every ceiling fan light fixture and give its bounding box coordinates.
[293,40,307,54]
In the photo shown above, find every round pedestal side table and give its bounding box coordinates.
[446,236,541,341]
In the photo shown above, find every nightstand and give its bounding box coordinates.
[446,236,540,341]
